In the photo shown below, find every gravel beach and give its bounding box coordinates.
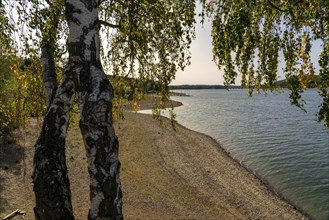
[0,100,308,219]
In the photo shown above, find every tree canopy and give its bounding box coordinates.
[1,0,329,127]
[201,0,329,127]
[3,0,195,89]
[1,0,197,120]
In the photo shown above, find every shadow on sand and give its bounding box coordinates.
[0,134,26,214]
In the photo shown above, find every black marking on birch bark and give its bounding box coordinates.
[82,25,89,38]
[65,3,81,25]
[80,62,91,91]
[89,37,102,69]
[79,0,94,11]
[68,41,85,57]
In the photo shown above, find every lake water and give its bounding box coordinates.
[141,89,329,220]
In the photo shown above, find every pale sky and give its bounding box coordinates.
[171,17,226,86]
[171,8,322,86]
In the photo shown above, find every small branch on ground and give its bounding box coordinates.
[2,209,26,220]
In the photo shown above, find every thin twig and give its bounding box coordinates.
[267,1,289,12]
[99,20,121,29]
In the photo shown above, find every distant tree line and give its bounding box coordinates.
[169,75,320,90]
[169,84,242,90]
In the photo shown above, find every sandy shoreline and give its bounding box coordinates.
[0,99,310,219]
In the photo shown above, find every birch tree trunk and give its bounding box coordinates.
[33,71,75,219]
[65,0,123,218]
[33,1,75,218]
[41,43,57,107]
[33,0,123,219]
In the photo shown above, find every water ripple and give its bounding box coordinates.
[172,89,329,220]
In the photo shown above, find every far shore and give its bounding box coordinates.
[0,96,311,219]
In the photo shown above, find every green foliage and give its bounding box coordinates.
[110,75,142,120]
[202,0,329,127]
[102,1,195,76]
[3,0,67,65]
[0,1,14,54]
[4,0,196,125]
[110,74,171,121]
[169,107,177,131]
[0,56,14,131]
[0,56,46,133]
[1,0,64,132]
[101,0,196,114]
[318,42,329,126]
